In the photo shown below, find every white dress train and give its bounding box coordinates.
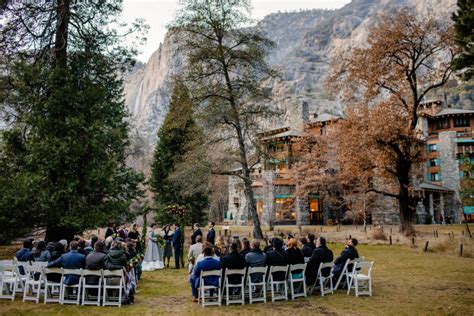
[142,230,164,271]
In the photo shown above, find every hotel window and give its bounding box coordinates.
[430,173,441,181]
[436,117,450,129]
[454,116,469,127]
[429,159,438,167]
[428,144,437,152]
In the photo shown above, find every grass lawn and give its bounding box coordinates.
[0,240,472,315]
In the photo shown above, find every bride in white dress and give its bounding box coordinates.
[142,223,164,271]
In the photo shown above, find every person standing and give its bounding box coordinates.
[163,225,173,268]
[206,221,216,245]
[105,222,117,239]
[142,223,164,271]
[191,223,203,245]
[172,223,182,269]
[127,224,142,254]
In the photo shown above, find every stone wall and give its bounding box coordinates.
[227,176,248,225]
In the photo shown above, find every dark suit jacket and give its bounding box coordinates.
[301,244,313,258]
[85,251,122,284]
[306,246,334,284]
[48,250,86,285]
[191,229,203,245]
[333,246,359,275]
[16,248,34,262]
[221,251,246,284]
[287,247,305,265]
[206,228,216,245]
[266,248,289,281]
[173,228,182,249]
[193,257,221,288]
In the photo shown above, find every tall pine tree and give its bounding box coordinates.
[150,82,208,226]
[0,0,146,243]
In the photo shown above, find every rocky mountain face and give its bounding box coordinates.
[124,0,463,172]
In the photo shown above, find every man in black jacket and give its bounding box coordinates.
[191,223,203,245]
[221,242,246,287]
[85,241,123,285]
[206,221,216,245]
[300,237,313,258]
[266,238,289,281]
[332,238,359,283]
[305,236,333,286]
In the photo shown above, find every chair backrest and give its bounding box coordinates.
[24,265,44,274]
[354,261,373,276]
[31,261,48,267]
[103,269,123,278]
[0,263,16,275]
[62,268,82,277]
[248,266,267,275]
[346,258,358,272]
[0,260,13,266]
[318,262,333,278]
[224,268,246,277]
[82,269,103,277]
[289,263,306,273]
[44,267,63,275]
[201,270,222,278]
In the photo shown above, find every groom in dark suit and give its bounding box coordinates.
[172,223,182,269]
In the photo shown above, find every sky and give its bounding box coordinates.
[122,0,351,62]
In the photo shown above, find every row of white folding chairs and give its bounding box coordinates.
[310,257,374,297]
[199,263,309,307]
[0,263,126,307]
[199,259,374,307]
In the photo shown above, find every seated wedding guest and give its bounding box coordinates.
[49,242,65,262]
[59,239,68,252]
[188,235,203,273]
[47,240,85,285]
[300,237,313,259]
[107,241,128,267]
[77,239,87,256]
[195,242,219,265]
[191,223,203,245]
[286,238,304,265]
[221,242,246,285]
[105,236,114,250]
[85,241,123,284]
[84,235,98,255]
[46,242,55,254]
[127,241,137,260]
[33,240,51,262]
[240,238,251,257]
[333,238,359,283]
[266,238,289,281]
[245,240,266,283]
[263,238,274,253]
[189,246,221,302]
[215,236,228,257]
[307,234,316,251]
[16,239,34,262]
[305,236,333,286]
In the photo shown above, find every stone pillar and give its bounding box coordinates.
[416,201,426,224]
[261,171,275,226]
[440,193,446,224]
[295,197,310,226]
[429,193,434,224]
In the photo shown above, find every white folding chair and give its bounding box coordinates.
[335,257,364,291]
[103,269,124,307]
[0,264,19,300]
[60,268,83,305]
[81,269,103,306]
[247,266,267,304]
[268,265,288,302]
[31,262,48,267]
[44,268,63,304]
[14,261,29,291]
[313,262,334,296]
[22,265,44,303]
[288,263,307,300]
[198,270,222,307]
[223,268,246,305]
[349,261,374,297]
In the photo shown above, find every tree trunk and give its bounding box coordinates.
[398,162,415,235]
[54,0,70,68]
